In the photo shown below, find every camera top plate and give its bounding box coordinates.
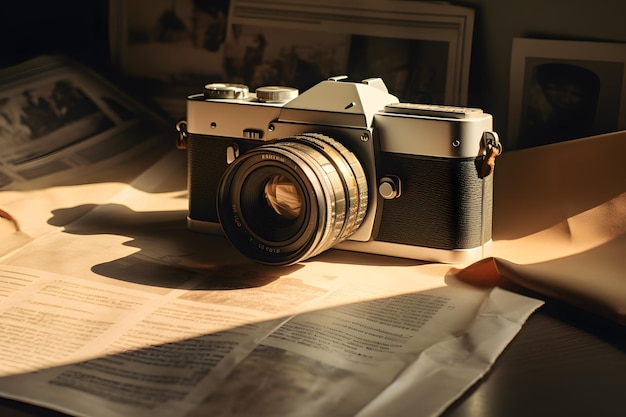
[385,103,484,119]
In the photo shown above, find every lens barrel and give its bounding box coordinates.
[217,133,367,265]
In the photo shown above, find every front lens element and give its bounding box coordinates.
[264,175,302,220]
[238,168,309,244]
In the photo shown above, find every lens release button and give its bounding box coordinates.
[379,176,401,199]
[226,145,239,164]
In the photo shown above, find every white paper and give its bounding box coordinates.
[0,262,542,417]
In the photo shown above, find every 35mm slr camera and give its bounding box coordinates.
[178,76,501,266]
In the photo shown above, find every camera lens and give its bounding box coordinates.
[217,133,367,265]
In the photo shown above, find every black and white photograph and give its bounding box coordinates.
[111,0,230,83]
[0,56,169,189]
[110,0,474,117]
[508,38,626,149]
[347,35,449,103]
[0,79,114,154]
[222,24,349,93]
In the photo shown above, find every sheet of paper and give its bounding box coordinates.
[0,262,542,417]
[456,130,626,324]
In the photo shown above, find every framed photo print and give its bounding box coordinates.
[109,0,474,119]
[508,38,626,149]
[0,56,171,190]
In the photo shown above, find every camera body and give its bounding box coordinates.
[183,76,499,265]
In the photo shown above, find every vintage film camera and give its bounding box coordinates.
[177,76,501,266]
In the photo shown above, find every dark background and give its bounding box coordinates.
[0,1,110,72]
[1,0,625,144]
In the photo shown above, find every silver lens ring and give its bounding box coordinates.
[276,133,368,242]
[269,141,348,257]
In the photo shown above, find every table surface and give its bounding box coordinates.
[445,300,626,417]
[1,296,624,417]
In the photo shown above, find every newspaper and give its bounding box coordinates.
[0,56,542,417]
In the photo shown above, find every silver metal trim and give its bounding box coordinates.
[334,239,492,265]
[188,218,223,234]
[187,218,491,265]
